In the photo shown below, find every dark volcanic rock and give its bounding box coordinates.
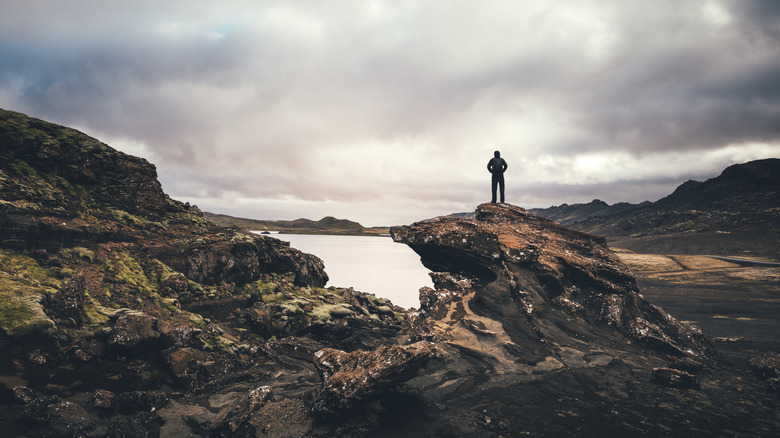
[311,341,437,417]
[0,108,167,219]
[392,203,710,361]
[107,310,161,351]
[651,367,700,389]
[146,232,328,288]
[47,273,87,325]
[105,412,162,438]
[91,389,118,411]
[372,203,772,436]
[207,385,273,436]
[748,352,780,379]
[2,109,778,437]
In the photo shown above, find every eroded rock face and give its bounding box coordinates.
[391,203,710,364]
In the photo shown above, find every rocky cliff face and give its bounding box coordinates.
[0,109,408,437]
[304,204,775,436]
[391,203,709,359]
[1,109,776,437]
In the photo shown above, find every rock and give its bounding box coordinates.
[105,412,162,438]
[27,350,47,365]
[748,352,780,380]
[17,392,97,437]
[48,273,87,325]
[311,341,437,418]
[92,389,117,411]
[13,386,41,404]
[80,337,107,358]
[146,232,328,288]
[107,310,160,351]
[243,302,273,338]
[73,348,93,362]
[207,385,273,436]
[669,356,705,374]
[162,347,204,379]
[764,378,780,394]
[159,323,200,348]
[47,401,97,433]
[651,367,701,389]
[117,391,170,414]
[461,318,496,337]
[390,204,711,369]
[163,273,189,294]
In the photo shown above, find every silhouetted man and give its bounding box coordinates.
[487,150,508,203]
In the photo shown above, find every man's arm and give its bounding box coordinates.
[502,159,508,172]
[487,160,493,172]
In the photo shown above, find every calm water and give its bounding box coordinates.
[259,233,431,309]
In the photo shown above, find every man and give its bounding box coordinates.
[487,150,508,203]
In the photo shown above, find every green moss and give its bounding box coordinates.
[0,249,60,336]
[60,246,95,262]
[105,253,154,294]
[278,297,311,316]
[81,293,112,326]
[108,208,149,228]
[310,303,354,323]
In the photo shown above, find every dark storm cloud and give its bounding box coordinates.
[1,1,778,225]
[569,1,780,153]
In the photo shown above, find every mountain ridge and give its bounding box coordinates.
[529,158,780,257]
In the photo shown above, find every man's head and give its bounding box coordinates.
[494,150,501,158]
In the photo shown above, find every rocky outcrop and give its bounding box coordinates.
[0,108,327,290]
[0,108,167,219]
[2,109,777,437]
[342,203,773,436]
[391,203,710,361]
[146,232,327,288]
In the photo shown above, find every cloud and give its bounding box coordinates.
[1,0,779,225]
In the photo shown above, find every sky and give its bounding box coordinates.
[2,1,779,226]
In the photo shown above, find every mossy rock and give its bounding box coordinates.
[310,303,355,323]
[104,252,155,294]
[0,249,60,337]
[60,246,95,262]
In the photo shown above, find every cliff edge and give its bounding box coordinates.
[307,203,777,436]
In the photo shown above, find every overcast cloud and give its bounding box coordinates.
[2,0,779,225]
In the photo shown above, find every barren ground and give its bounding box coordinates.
[614,248,780,368]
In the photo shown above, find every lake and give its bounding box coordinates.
[255,233,432,309]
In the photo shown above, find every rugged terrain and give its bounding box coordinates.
[0,109,406,437]
[530,159,780,258]
[0,109,777,437]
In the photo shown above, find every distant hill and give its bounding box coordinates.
[528,199,646,225]
[530,159,780,257]
[203,212,389,235]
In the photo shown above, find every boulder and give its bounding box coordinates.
[311,341,437,417]
[107,310,160,351]
[48,273,87,325]
[207,385,273,436]
[92,389,117,411]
